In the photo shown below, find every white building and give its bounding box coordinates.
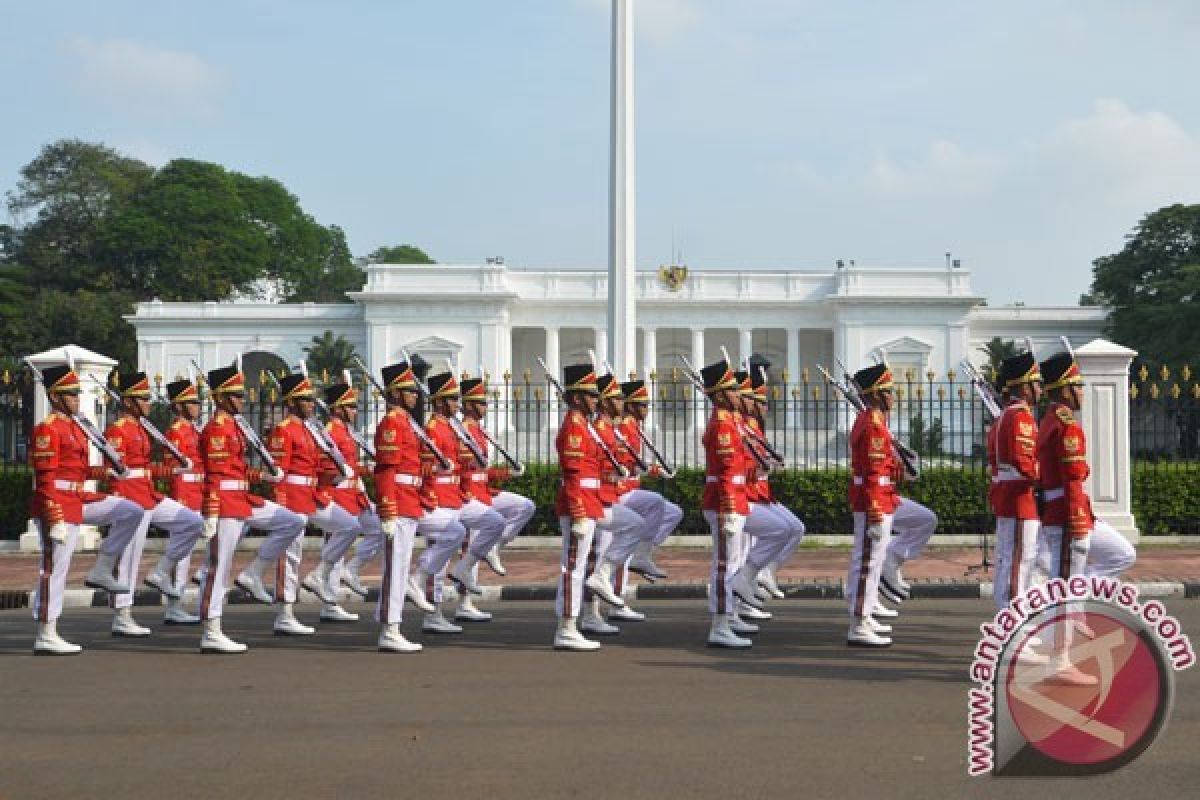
[129,261,1107,385]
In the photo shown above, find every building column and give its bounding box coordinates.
[786,327,801,398]
[641,326,657,377]
[739,327,754,367]
[607,0,637,378]
[690,327,706,432]
[594,327,609,370]
[545,326,561,382]
[1075,339,1139,540]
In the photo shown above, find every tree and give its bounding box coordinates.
[303,331,358,380]
[977,337,1018,374]
[369,244,435,264]
[1089,204,1200,365]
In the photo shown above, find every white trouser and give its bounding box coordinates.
[595,501,649,567]
[887,498,937,563]
[614,492,684,593]
[492,491,537,545]
[766,503,806,571]
[199,501,306,620]
[31,495,143,624]
[846,512,894,619]
[113,497,205,610]
[459,499,508,559]
[416,507,468,603]
[654,499,684,546]
[742,503,795,573]
[1038,519,1136,581]
[377,517,419,625]
[329,508,384,590]
[993,517,1040,610]
[703,510,746,614]
[556,517,595,618]
[275,501,362,605]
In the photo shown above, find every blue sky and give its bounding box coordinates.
[3,0,1200,305]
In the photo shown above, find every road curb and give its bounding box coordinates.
[16,579,1194,610]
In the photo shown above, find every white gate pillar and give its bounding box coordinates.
[1075,338,1138,541]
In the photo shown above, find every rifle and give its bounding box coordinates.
[822,361,921,480]
[190,359,280,474]
[91,375,192,468]
[677,354,775,472]
[263,369,353,477]
[958,359,1002,420]
[351,355,453,470]
[596,357,651,474]
[634,364,676,478]
[26,358,128,474]
[536,356,628,478]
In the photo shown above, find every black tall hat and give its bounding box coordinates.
[1040,352,1082,391]
[278,373,314,400]
[410,353,431,382]
[166,379,199,403]
[701,360,737,394]
[563,364,598,394]
[427,371,460,399]
[999,352,1042,391]
[41,364,81,395]
[381,361,416,391]
[324,381,356,407]
[116,371,151,398]
[621,380,648,403]
[853,363,894,395]
[207,364,243,395]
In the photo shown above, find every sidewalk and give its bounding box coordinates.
[2,544,1199,608]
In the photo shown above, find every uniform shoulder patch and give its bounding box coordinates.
[1056,406,1076,425]
[716,409,730,421]
[870,410,884,425]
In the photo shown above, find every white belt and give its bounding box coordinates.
[706,475,746,485]
[53,479,84,491]
[433,476,459,485]
[180,473,204,484]
[121,468,149,479]
[1043,488,1065,501]
[852,476,891,486]
[992,465,1026,482]
[334,477,364,491]
[285,474,317,486]
[470,473,489,483]
[578,478,601,489]
[218,480,249,491]
[393,474,422,487]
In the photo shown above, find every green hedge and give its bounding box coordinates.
[2,462,1195,538]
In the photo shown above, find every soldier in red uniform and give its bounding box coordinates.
[29,364,143,655]
[553,364,606,651]
[197,364,306,654]
[261,373,363,636]
[315,378,384,623]
[448,374,535,623]
[157,378,208,624]
[700,359,753,649]
[989,351,1043,611]
[374,360,437,653]
[1035,350,1137,684]
[845,363,901,648]
[104,371,205,637]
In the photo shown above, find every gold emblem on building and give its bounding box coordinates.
[658,264,688,291]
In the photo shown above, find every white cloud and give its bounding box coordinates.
[575,0,705,47]
[62,36,226,121]
[865,139,1006,197]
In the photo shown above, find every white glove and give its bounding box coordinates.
[202,517,219,541]
[866,521,884,541]
[570,518,593,539]
[382,517,399,539]
[47,521,68,544]
[182,457,194,471]
[262,468,285,484]
[341,463,357,480]
[719,513,745,538]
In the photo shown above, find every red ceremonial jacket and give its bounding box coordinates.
[1037,402,1093,537]
[267,415,332,515]
[165,418,204,512]
[29,412,107,525]
[555,409,604,521]
[374,407,425,520]
[702,408,749,515]
[614,416,644,496]
[849,408,900,522]
[458,418,507,505]
[104,415,163,511]
[989,400,1039,520]
[201,410,266,520]
[421,414,463,510]
[321,418,372,516]
[743,416,775,504]
[594,415,623,505]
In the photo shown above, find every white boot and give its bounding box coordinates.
[451,555,483,595]
[738,601,772,620]
[865,615,892,635]
[144,555,181,599]
[378,623,422,653]
[708,614,753,648]
[235,557,275,604]
[553,617,601,651]
[320,604,360,623]
[302,561,339,605]
[629,541,667,581]
[200,618,247,654]
[847,618,892,647]
[757,566,786,600]
[872,602,899,619]
[33,621,82,656]
[111,607,152,638]
[608,604,646,622]
[163,596,200,625]
[729,613,759,635]
[273,603,315,636]
[422,608,463,634]
[732,566,765,609]
[880,552,909,603]
[84,550,130,595]
[483,545,507,576]
[581,599,620,635]
[341,559,369,598]
[584,560,625,608]
[454,596,493,622]
[406,571,436,613]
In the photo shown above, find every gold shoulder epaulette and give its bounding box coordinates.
[716,409,730,421]
[870,409,884,425]
[1055,406,1075,425]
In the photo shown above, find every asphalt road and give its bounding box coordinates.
[1,599,1197,800]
